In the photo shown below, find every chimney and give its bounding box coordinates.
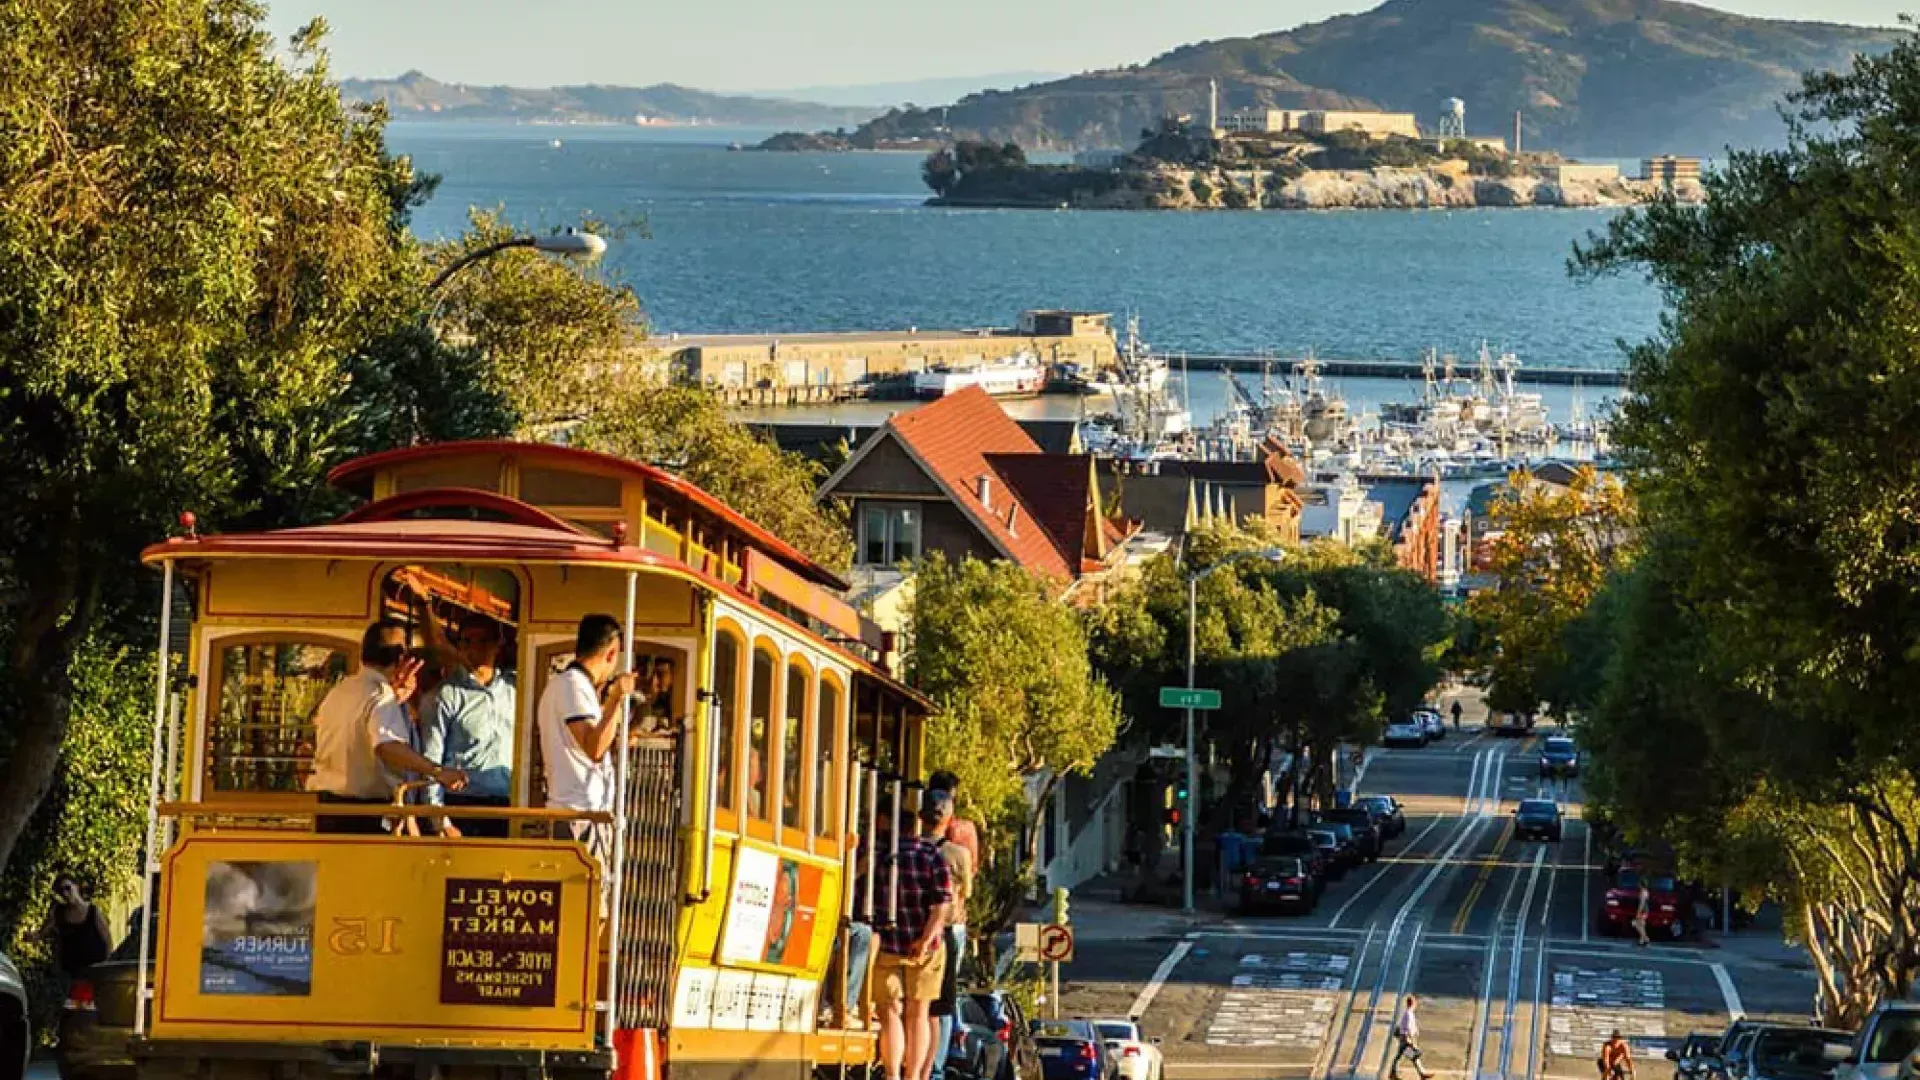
[977,474,993,509]
[1006,504,1018,536]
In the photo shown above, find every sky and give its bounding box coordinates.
[263,0,1911,93]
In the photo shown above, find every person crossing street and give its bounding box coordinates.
[1390,994,1433,1080]
[1599,1031,1636,1080]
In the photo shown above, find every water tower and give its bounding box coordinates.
[1438,97,1467,140]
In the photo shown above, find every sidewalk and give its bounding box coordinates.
[1021,872,1229,942]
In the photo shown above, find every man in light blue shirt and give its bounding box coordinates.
[425,613,517,837]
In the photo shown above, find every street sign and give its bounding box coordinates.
[1149,744,1185,759]
[1015,922,1042,962]
[1038,923,1075,963]
[1160,687,1222,710]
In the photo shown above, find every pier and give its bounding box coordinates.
[1175,353,1628,387]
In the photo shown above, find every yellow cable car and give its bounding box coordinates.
[131,441,929,1080]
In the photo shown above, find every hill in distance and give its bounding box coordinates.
[339,71,880,129]
[843,0,1903,156]
[745,71,1068,109]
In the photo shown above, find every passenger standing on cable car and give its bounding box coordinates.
[536,614,636,894]
[427,613,517,838]
[307,619,468,833]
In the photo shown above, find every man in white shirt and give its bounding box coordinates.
[307,619,468,833]
[1390,994,1433,1080]
[537,614,636,874]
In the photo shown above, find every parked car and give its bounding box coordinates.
[1599,869,1686,939]
[965,991,1044,1080]
[1727,1026,1854,1080]
[949,994,1004,1080]
[1031,1019,1117,1080]
[1304,827,1353,878]
[1832,999,1920,1080]
[1668,1033,1722,1080]
[1095,1019,1163,1080]
[1314,823,1365,870]
[1,951,26,1080]
[1710,1021,1771,1080]
[1383,721,1428,748]
[1259,831,1331,886]
[1415,710,1446,741]
[1513,798,1564,842]
[1539,736,1580,779]
[1238,856,1318,916]
[1316,808,1384,861]
[1356,795,1406,840]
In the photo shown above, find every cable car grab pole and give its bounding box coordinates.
[604,570,638,1049]
[135,558,173,1037]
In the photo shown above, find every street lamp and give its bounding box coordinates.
[427,227,609,294]
[1183,545,1289,915]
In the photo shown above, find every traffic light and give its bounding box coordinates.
[1052,886,1070,925]
[1165,807,1181,827]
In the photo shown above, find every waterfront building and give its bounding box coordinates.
[1641,155,1703,186]
[1540,162,1621,184]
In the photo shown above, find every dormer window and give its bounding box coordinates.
[858,503,921,566]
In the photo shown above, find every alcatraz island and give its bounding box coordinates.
[911,97,1706,211]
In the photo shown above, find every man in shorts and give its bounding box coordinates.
[1599,1031,1635,1080]
[922,791,973,1080]
[872,794,952,1080]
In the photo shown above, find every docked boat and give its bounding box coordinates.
[912,352,1046,399]
[1077,316,1171,394]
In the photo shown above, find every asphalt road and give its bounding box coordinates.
[1054,726,1819,1080]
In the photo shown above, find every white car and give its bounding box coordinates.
[1,950,26,1080]
[1096,1019,1163,1080]
[1383,721,1428,748]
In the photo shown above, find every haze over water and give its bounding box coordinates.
[390,123,1663,371]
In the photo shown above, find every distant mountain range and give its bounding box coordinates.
[742,72,1067,109]
[829,0,1904,155]
[339,71,878,129]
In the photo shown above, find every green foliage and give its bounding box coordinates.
[574,384,853,570]
[1309,132,1441,171]
[922,148,960,197]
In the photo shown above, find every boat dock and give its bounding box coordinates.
[1177,353,1626,387]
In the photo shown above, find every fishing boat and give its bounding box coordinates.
[1078,315,1171,394]
[912,351,1046,399]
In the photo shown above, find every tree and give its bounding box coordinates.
[906,555,1122,968]
[573,384,852,570]
[1466,467,1635,717]
[1571,28,1920,1022]
[921,149,959,197]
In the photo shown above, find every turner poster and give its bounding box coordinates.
[200,860,317,996]
[719,846,823,968]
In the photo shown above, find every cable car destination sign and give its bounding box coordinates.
[440,878,563,1006]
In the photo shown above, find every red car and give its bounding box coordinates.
[1599,869,1687,939]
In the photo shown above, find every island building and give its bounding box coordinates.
[643,309,1119,402]
[1540,162,1622,184]
[1220,108,1422,140]
[1641,155,1703,186]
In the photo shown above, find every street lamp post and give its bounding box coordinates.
[427,227,608,294]
[1183,546,1289,915]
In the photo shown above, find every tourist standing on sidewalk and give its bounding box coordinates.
[1389,995,1434,1080]
[922,791,973,1080]
[1632,882,1652,947]
[872,794,952,1080]
[1451,700,1463,730]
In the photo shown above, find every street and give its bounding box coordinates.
[1051,727,1818,1080]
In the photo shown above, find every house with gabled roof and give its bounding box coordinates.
[815,387,1140,610]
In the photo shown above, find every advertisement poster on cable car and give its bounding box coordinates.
[200,861,316,996]
[718,846,822,968]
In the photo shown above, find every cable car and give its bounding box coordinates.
[130,441,929,1080]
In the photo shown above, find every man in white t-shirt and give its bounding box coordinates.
[307,619,468,833]
[538,614,637,876]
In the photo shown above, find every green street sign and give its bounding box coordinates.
[1160,687,1222,710]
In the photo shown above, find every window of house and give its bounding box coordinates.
[858,503,921,566]
[782,663,808,830]
[207,638,351,794]
[748,646,777,821]
[814,679,841,837]
[712,632,741,813]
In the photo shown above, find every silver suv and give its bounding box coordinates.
[1833,1001,1920,1080]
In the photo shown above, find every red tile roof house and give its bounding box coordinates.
[816,387,1141,610]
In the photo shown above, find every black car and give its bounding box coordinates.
[1239,856,1317,915]
[1259,831,1331,885]
[1314,823,1364,870]
[1032,1019,1118,1080]
[1316,808,1383,860]
[1355,795,1406,840]
[1304,828,1351,879]
[965,992,1044,1080]
[1513,798,1563,842]
[1667,1034,1721,1080]
[1,951,25,1080]
[1539,736,1580,779]
[1731,1027,1853,1080]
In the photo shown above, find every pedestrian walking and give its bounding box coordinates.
[1632,882,1652,947]
[1390,994,1433,1080]
[1598,1031,1636,1080]
[1450,700,1463,730]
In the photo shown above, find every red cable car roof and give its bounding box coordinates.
[326,440,847,591]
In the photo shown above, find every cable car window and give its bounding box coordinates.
[749,646,777,821]
[207,638,350,794]
[782,662,808,830]
[713,632,741,813]
[814,679,841,836]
